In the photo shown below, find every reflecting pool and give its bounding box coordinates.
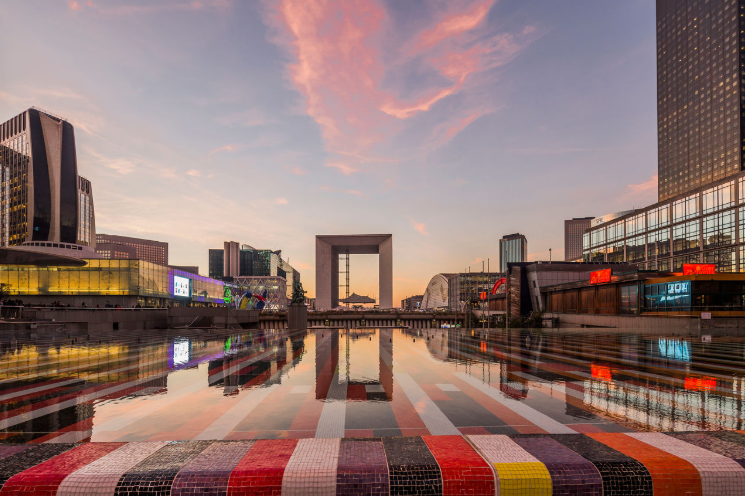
[0,327,743,443]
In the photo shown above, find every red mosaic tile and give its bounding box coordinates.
[227,439,298,496]
[0,442,122,496]
[423,435,495,496]
[346,385,367,401]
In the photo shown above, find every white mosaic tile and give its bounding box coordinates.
[291,385,313,394]
[282,438,340,496]
[437,383,460,392]
[395,373,460,435]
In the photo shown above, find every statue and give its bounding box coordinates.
[291,280,306,305]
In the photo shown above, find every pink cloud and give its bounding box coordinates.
[433,111,486,145]
[68,1,82,11]
[626,174,658,195]
[325,161,360,175]
[413,223,429,236]
[320,186,364,197]
[209,144,242,155]
[266,0,536,175]
[70,0,231,15]
[416,1,493,49]
[289,167,306,176]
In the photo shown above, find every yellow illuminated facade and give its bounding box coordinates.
[0,259,225,303]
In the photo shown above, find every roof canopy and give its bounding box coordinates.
[339,293,376,304]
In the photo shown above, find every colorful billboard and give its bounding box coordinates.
[590,268,611,284]
[682,264,715,275]
[174,275,191,298]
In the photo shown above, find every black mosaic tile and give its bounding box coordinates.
[382,436,442,496]
[114,441,212,496]
[548,434,653,496]
[0,443,76,489]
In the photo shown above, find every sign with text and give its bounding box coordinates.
[173,276,191,298]
[684,376,716,391]
[682,263,715,275]
[590,268,611,284]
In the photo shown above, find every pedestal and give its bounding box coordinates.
[288,304,308,330]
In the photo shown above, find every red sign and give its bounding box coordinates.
[480,292,487,300]
[491,277,507,295]
[683,264,716,275]
[684,376,716,391]
[590,268,611,284]
[591,364,612,382]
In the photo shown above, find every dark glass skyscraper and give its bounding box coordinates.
[0,108,93,247]
[657,0,743,201]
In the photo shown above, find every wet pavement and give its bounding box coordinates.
[0,327,743,443]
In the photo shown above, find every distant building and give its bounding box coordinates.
[1,108,96,250]
[401,295,423,311]
[95,234,168,265]
[421,274,454,310]
[96,242,136,260]
[564,217,593,262]
[448,272,503,312]
[208,241,299,298]
[499,233,527,272]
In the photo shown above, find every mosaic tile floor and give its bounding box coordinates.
[1,327,745,443]
[0,433,744,494]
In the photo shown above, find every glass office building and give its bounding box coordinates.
[657,0,744,201]
[499,233,527,272]
[583,175,745,273]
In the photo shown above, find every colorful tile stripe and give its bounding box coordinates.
[2,432,745,494]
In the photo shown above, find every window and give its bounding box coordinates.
[703,210,735,248]
[607,221,624,243]
[625,214,645,237]
[591,228,605,248]
[647,228,671,258]
[702,181,734,213]
[705,247,736,273]
[607,243,624,262]
[626,235,646,262]
[583,232,590,253]
[672,194,699,222]
[673,221,700,254]
[673,254,700,272]
[620,285,638,315]
[648,205,670,230]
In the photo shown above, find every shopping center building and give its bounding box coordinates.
[0,250,227,307]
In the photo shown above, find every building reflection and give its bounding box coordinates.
[315,328,393,401]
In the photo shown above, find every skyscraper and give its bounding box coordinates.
[657,0,742,201]
[0,108,93,248]
[499,233,527,272]
[564,217,593,261]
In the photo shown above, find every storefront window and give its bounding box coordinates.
[620,285,638,315]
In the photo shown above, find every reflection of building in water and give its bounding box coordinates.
[314,329,393,401]
[207,331,306,395]
[0,334,172,442]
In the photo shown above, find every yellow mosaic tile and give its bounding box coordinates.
[493,462,552,496]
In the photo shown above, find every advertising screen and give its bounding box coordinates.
[590,268,611,284]
[171,338,191,367]
[174,275,191,297]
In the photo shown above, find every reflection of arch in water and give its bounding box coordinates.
[315,328,393,401]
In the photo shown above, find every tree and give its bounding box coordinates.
[0,283,9,303]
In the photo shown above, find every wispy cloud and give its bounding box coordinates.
[274,197,289,205]
[85,147,137,175]
[325,162,359,175]
[320,186,363,197]
[622,174,657,203]
[289,167,306,176]
[410,218,430,236]
[209,144,243,155]
[509,147,598,155]
[70,0,232,15]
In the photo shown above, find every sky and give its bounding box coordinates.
[0,0,659,303]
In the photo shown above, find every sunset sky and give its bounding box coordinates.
[0,0,658,302]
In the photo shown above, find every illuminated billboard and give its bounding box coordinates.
[590,268,611,284]
[174,275,191,298]
[682,264,715,275]
[170,338,191,367]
